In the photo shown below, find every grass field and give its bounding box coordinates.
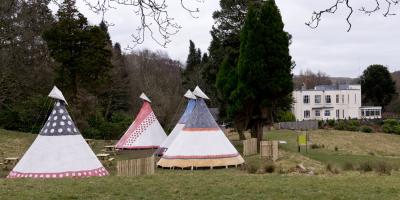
[1,128,400,199]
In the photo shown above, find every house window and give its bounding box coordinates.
[348,94,350,104]
[336,110,340,118]
[324,110,331,116]
[354,94,356,104]
[342,95,345,103]
[325,95,331,103]
[376,110,381,116]
[315,95,321,104]
[304,110,310,118]
[342,110,344,118]
[315,110,320,117]
[336,95,339,103]
[303,95,310,104]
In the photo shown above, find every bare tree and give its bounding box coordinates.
[51,0,203,47]
[307,0,399,32]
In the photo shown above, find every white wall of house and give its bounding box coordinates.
[292,85,381,121]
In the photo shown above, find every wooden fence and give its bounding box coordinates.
[116,156,155,177]
[243,138,257,156]
[260,141,279,161]
[278,120,318,130]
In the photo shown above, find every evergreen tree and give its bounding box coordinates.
[182,40,203,89]
[360,64,396,110]
[42,0,112,100]
[212,0,248,115]
[232,1,293,147]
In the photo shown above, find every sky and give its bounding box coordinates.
[57,0,400,78]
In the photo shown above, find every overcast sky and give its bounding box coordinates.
[66,0,400,78]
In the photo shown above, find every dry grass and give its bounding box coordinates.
[309,129,400,157]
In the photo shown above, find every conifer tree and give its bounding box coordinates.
[232,0,293,147]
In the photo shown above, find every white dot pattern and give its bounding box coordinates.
[40,100,80,136]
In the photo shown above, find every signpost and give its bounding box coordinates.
[297,132,309,153]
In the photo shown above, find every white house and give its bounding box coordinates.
[292,84,382,121]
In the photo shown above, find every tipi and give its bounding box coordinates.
[157,86,244,168]
[156,90,197,156]
[8,86,108,178]
[116,93,167,149]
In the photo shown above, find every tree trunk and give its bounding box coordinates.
[255,120,263,153]
[237,129,245,140]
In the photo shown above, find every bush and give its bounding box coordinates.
[334,146,339,151]
[318,120,325,129]
[342,162,355,171]
[392,125,400,135]
[334,121,346,130]
[374,161,392,175]
[384,119,399,126]
[277,111,296,122]
[327,163,340,174]
[360,126,373,133]
[327,120,335,127]
[263,162,275,173]
[245,164,258,174]
[345,125,359,132]
[359,162,373,172]
[347,120,360,127]
[382,124,393,133]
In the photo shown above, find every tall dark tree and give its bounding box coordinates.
[212,0,248,115]
[182,40,203,89]
[42,0,112,100]
[231,1,293,148]
[360,64,396,110]
[0,0,55,132]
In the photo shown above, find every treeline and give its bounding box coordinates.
[2,0,297,142]
[0,0,184,139]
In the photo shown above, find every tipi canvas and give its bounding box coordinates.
[157,87,244,168]
[156,90,196,156]
[116,93,167,149]
[8,86,108,178]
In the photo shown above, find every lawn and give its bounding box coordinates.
[1,128,400,199]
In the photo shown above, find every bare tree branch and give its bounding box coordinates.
[307,0,399,32]
[52,0,202,47]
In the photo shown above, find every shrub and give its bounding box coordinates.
[359,162,373,172]
[345,125,359,132]
[263,162,275,173]
[393,125,400,135]
[246,164,258,174]
[327,120,335,127]
[347,120,360,127]
[327,163,340,174]
[334,121,346,130]
[382,124,393,133]
[374,161,392,175]
[277,111,296,122]
[342,162,355,171]
[360,126,373,133]
[318,120,325,129]
[334,146,339,151]
[384,119,399,126]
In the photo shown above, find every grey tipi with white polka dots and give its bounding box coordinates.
[7,86,108,178]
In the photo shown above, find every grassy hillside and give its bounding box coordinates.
[1,129,400,199]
